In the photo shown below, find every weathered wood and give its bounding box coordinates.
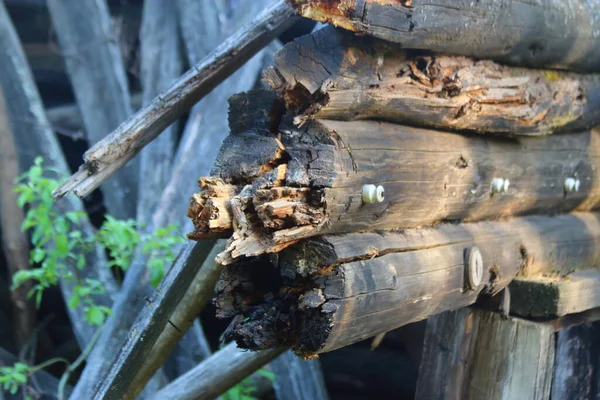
[287,0,600,72]
[52,0,298,202]
[47,0,137,219]
[267,26,600,136]
[270,352,329,400]
[0,0,117,346]
[510,270,600,319]
[0,84,36,348]
[148,343,286,400]
[415,308,555,400]
[552,322,600,400]
[92,241,214,400]
[215,213,600,356]
[189,116,600,262]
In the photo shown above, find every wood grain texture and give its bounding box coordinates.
[510,271,600,318]
[46,0,137,219]
[189,115,600,262]
[268,26,600,136]
[416,308,555,400]
[0,0,117,347]
[53,0,297,201]
[216,213,600,356]
[287,0,600,72]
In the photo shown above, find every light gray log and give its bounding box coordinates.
[46,0,136,219]
[52,0,298,202]
[271,352,329,400]
[288,0,600,72]
[0,0,117,347]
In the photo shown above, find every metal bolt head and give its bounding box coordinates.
[362,184,385,204]
[490,178,509,194]
[464,247,483,290]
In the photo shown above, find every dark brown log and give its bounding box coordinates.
[52,0,298,202]
[415,308,555,399]
[189,116,600,262]
[267,26,600,136]
[0,84,36,348]
[287,0,600,72]
[214,213,600,356]
[510,271,600,319]
[0,0,117,347]
[47,0,137,219]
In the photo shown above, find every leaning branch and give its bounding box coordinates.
[53,0,297,201]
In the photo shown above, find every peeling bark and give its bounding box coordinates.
[188,110,600,263]
[214,213,600,356]
[286,0,600,72]
[266,26,600,136]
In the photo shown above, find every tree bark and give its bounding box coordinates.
[287,0,600,72]
[46,0,137,220]
[214,213,600,356]
[0,83,36,348]
[267,26,600,136]
[189,115,600,262]
[52,0,298,202]
[0,0,117,347]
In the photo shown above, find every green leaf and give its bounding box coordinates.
[31,248,45,264]
[86,306,106,326]
[256,369,276,382]
[55,234,69,257]
[68,294,80,309]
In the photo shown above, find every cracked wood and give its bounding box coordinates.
[266,26,600,136]
[287,0,600,72]
[214,213,600,356]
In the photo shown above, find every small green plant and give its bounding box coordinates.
[11,157,184,326]
[0,362,29,395]
[222,369,276,400]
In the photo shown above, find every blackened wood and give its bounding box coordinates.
[415,308,555,399]
[0,0,117,347]
[92,241,214,400]
[269,26,600,136]
[46,0,137,219]
[52,0,298,202]
[218,213,600,355]
[191,118,600,262]
[148,343,285,400]
[287,0,600,72]
[510,270,600,318]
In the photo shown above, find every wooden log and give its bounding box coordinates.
[91,241,215,400]
[0,0,117,347]
[47,0,137,219]
[266,26,600,136]
[149,343,285,400]
[270,352,330,400]
[286,0,600,72]
[0,84,36,348]
[214,213,600,356]
[52,0,298,202]
[510,271,600,319]
[415,308,555,399]
[189,115,600,262]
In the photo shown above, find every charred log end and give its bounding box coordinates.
[186,178,237,240]
[286,0,358,32]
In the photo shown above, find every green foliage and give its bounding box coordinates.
[11,157,184,329]
[221,368,276,400]
[0,362,29,395]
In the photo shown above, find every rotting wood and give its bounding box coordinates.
[188,114,600,263]
[92,241,214,400]
[149,343,286,400]
[266,26,600,136]
[52,0,298,202]
[47,0,137,219]
[510,270,600,319]
[213,213,600,356]
[286,0,600,72]
[415,308,555,400]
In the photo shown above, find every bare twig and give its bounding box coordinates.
[53,0,297,201]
